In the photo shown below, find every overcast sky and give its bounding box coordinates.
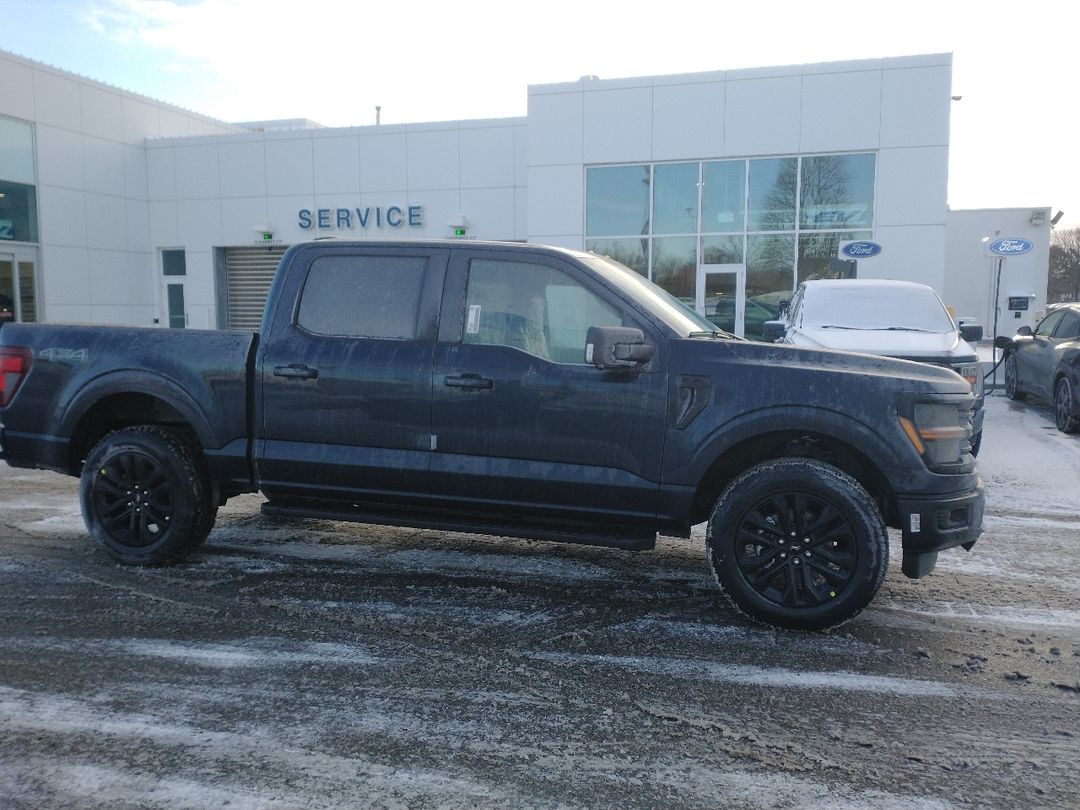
[2,0,1077,230]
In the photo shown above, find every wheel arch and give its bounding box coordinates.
[61,372,216,474]
[685,409,901,527]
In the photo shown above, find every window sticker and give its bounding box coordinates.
[466,304,482,334]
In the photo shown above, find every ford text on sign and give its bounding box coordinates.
[989,238,1033,256]
[839,241,882,259]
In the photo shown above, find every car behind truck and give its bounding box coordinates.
[0,240,984,630]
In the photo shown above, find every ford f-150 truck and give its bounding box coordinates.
[0,240,984,630]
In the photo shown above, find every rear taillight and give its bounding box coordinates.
[0,347,31,407]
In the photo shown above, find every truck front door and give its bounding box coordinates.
[429,251,667,524]
[255,246,448,504]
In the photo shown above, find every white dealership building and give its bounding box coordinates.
[0,47,1051,339]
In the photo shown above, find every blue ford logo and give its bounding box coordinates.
[840,241,882,258]
[990,238,1033,255]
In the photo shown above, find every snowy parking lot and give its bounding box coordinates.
[1,392,1078,809]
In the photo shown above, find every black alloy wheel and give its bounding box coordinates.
[1055,378,1079,433]
[733,491,858,610]
[707,458,888,631]
[90,450,174,546]
[80,426,215,565]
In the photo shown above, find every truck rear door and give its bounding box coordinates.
[255,246,449,505]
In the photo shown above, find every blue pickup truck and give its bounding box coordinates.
[0,240,984,630]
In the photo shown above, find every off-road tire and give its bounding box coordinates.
[80,426,216,565]
[707,458,889,631]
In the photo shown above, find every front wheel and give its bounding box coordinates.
[80,426,216,565]
[1055,378,1079,433]
[707,458,889,631]
[1004,354,1024,400]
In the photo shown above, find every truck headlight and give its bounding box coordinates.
[956,363,983,397]
[899,402,969,468]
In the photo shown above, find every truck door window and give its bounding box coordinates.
[463,259,624,364]
[298,255,427,339]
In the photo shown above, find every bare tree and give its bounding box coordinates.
[1049,227,1080,302]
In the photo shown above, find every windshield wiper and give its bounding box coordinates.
[688,329,739,340]
[818,325,864,330]
[883,326,936,333]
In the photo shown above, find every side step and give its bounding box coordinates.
[260,500,656,551]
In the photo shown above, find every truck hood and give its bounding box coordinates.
[786,328,976,364]
[671,336,971,397]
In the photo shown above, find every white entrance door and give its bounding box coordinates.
[696,264,746,337]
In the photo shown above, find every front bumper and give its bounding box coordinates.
[896,478,985,578]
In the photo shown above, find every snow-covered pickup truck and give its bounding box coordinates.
[0,241,984,630]
[763,279,986,455]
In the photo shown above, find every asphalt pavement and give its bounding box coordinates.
[0,392,1077,809]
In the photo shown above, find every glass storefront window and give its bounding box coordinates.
[747,232,795,298]
[0,118,35,185]
[797,231,872,283]
[585,165,650,237]
[0,261,12,323]
[748,158,797,231]
[652,162,699,234]
[652,236,696,302]
[701,234,743,265]
[584,153,875,335]
[17,261,36,322]
[800,154,875,230]
[701,160,745,233]
[585,238,647,277]
[0,180,38,243]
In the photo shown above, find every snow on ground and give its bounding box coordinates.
[977,392,1080,516]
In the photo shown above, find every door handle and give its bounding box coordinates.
[273,364,319,379]
[444,373,494,390]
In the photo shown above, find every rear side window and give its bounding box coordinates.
[1053,310,1080,339]
[1035,310,1065,338]
[297,255,427,338]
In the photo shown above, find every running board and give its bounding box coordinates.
[260,500,656,551]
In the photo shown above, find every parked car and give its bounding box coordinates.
[764,279,985,454]
[996,302,1080,433]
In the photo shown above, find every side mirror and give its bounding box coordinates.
[762,320,787,341]
[959,323,983,342]
[993,335,1013,350]
[585,326,655,370]
[1016,325,1033,337]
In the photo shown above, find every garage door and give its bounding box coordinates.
[225,247,288,330]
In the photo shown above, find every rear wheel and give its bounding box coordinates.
[80,426,216,565]
[1004,354,1024,400]
[1055,378,1079,433]
[707,458,888,631]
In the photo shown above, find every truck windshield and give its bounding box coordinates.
[801,284,956,333]
[579,254,719,336]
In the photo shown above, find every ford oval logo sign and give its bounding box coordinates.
[990,238,1033,256]
[840,241,882,259]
